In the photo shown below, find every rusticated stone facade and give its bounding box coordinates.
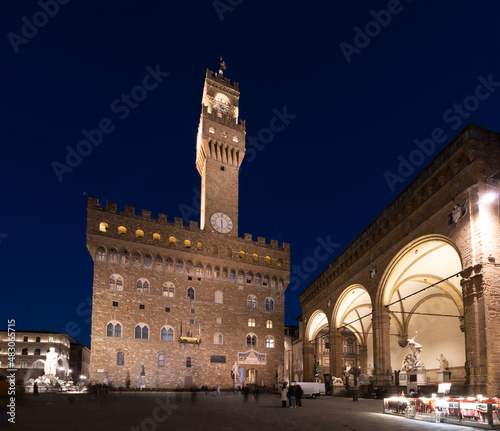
[300,124,500,396]
[87,68,290,389]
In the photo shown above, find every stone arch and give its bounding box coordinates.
[376,234,464,385]
[303,309,329,381]
[332,284,373,376]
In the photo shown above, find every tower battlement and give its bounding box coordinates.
[206,69,239,92]
[87,196,290,251]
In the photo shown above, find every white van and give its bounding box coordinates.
[292,382,325,398]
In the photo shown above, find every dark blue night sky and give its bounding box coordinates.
[2,0,500,348]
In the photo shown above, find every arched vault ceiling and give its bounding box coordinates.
[306,311,328,342]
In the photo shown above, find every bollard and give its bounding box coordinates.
[353,391,358,402]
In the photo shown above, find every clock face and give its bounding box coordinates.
[210,212,233,233]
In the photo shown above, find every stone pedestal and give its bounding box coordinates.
[436,370,451,382]
[407,369,427,391]
[140,375,145,390]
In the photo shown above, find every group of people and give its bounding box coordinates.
[280,383,303,408]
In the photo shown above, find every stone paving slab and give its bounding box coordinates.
[8,393,488,431]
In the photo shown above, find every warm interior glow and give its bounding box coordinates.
[118,226,127,235]
[480,192,497,204]
[99,222,108,232]
[136,229,144,239]
[153,233,160,241]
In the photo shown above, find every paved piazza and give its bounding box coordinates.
[10,392,485,431]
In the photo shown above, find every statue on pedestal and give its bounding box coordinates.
[436,354,449,371]
[404,333,425,370]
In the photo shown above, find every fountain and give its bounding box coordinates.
[26,347,76,393]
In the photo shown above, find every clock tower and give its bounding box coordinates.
[196,61,246,234]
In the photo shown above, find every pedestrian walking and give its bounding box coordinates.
[33,382,39,396]
[296,384,303,407]
[281,384,288,408]
[287,384,297,408]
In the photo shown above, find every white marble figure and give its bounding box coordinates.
[436,354,449,371]
[344,363,352,376]
[367,364,374,377]
[232,362,239,385]
[332,376,344,386]
[42,347,62,376]
[406,334,425,370]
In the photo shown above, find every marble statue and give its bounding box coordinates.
[344,363,352,376]
[405,334,425,370]
[331,376,344,386]
[436,354,449,371]
[42,347,61,376]
[367,364,374,377]
[232,362,239,385]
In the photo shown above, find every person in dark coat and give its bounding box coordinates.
[295,384,303,407]
[287,384,297,408]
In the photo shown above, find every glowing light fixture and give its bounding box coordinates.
[480,192,497,205]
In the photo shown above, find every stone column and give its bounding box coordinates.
[372,308,392,386]
[303,343,315,382]
[329,329,343,379]
[359,344,368,374]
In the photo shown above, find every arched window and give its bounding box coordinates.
[184,239,191,248]
[33,361,41,369]
[209,126,215,134]
[265,256,271,264]
[197,242,204,251]
[167,328,174,342]
[169,236,176,246]
[263,276,269,287]
[162,282,175,297]
[108,248,118,264]
[186,357,192,367]
[253,253,259,262]
[255,274,261,286]
[215,290,223,304]
[34,349,40,356]
[135,325,148,339]
[214,333,223,344]
[246,273,253,284]
[143,254,152,269]
[186,260,194,275]
[266,320,273,329]
[109,274,123,291]
[161,327,167,341]
[226,248,232,257]
[118,226,127,235]
[247,295,257,308]
[187,287,195,300]
[265,336,275,348]
[248,318,255,327]
[21,361,28,368]
[117,352,124,365]
[246,334,257,347]
[136,229,144,239]
[153,233,161,242]
[99,222,108,232]
[212,245,218,256]
[96,246,107,262]
[205,265,212,278]
[277,258,283,267]
[265,298,274,311]
[107,322,121,337]
[239,251,246,260]
[229,270,236,282]
[158,354,165,367]
[22,348,28,355]
[136,279,149,294]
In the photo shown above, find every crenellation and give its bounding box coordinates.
[189,220,199,229]
[124,205,135,216]
[244,233,252,241]
[107,201,117,211]
[142,209,151,218]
